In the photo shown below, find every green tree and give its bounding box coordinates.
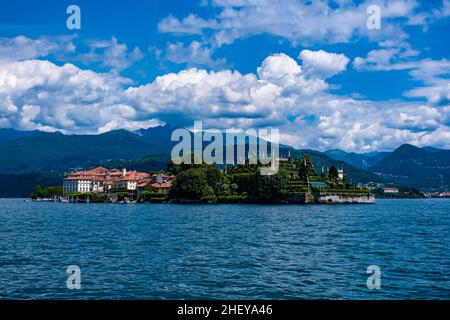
[171,168,210,201]
[299,160,308,182]
[206,165,221,188]
[31,185,44,199]
[303,155,315,175]
[31,185,62,199]
[329,165,339,179]
[230,173,256,194]
[250,169,288,203]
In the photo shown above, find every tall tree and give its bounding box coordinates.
[329,165,339,179]
[303,155,315,175]
[299,159,309,182]
[252,169,288,203]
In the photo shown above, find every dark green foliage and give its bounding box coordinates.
[284,147,385,185]
[169,151,372,204]
[89,194,108,203]
[139,191,167,203]
[229,173,256,194]
[170,160,291,203]
[63,192,108,202]
[299,156,312,182]
[216,195,248,203]
[31,185,63,199]
[115,192,130,201]
[303,155,315,175]
[148,197,166,203]
[329,166,339,179]
[110,188,129,193]
[248,169,288,203]
[170,167,214,201]
[206,166,221,189]
[200,194,217,203]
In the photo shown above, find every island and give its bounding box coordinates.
[31,154,375,204]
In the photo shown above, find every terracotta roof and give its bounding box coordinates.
[118,171,150,181]
[64,177,94,181]
[65,168,160,185]
[151,181,173,189]
[137,180,151,188]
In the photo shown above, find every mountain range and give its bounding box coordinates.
[0,128,38,143]
[325,145,450,191]
[0,125,448,196]
[0,129,168,173]
[370,144,450,191]
[323,149,390,170]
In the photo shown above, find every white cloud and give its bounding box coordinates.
[0,35,144,75]
[0,35,76,62]
[406,82,450,106]
[157,0,450,79]
[257,53,302,80]
[409,60,450,105]
[158,0,448,47]
[257,53,327,95]
[80,37,144,73]
[404,0,450,27]
[0,59,140,132]
[165,40,226,69]
[299,50,349,78]
[0,47,449,151]
[408,59,450,83]
[158,14,217,35]
[353,48,413,71]
[354,44,450,107]
[353,38,421,71]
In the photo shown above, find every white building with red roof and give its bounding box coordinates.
[63,167,152,193]
[136,171,176,194]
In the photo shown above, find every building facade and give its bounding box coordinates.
[63,167,153,194]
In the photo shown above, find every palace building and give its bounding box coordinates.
[63,167,174,194]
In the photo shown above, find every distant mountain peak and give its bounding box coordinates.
[370,143,450,191]
[391,144,429,159]
[396,143,420,151]
[100,129,133,136]
[135,123,175,133]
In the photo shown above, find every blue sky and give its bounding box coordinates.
[0,0,449,151]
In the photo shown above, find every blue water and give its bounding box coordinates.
[0,198,449,299]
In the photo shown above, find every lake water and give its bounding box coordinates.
[0,198,449,300]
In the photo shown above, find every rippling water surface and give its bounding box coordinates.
[0,198,449,299]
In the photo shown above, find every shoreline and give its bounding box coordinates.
[21,197,450,203]
[30,191,376,205]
